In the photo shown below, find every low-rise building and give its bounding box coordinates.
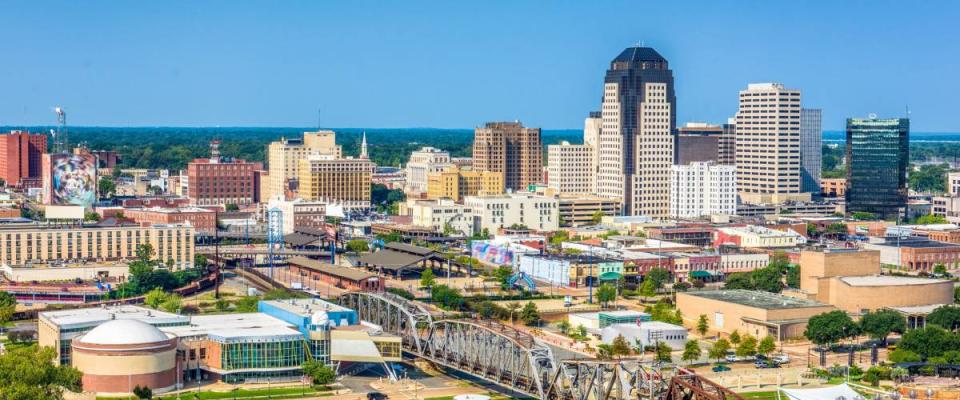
[646,226,716,247]
[122,206,217,234]
[401,198,474,235]
[863,237,960,271]
[601,321,687,350]
[557,195,621,227]
[465,193,559,233]
[677,289,836,340]
[286,256,383,292]
[714,225,805,248]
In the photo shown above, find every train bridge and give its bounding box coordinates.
[339,291,742,400]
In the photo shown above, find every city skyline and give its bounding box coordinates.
[2,1,957,131]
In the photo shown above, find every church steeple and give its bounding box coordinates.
[360,131,368,159]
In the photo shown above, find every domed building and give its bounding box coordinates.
[71,319,180,396]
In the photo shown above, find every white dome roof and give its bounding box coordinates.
[79,319,170,345]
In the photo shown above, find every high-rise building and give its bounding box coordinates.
[734,83,810,204]
[547,141,594,195]
[426,166,503,202]
[846,116,909,220]
[267,131,342,199]
[186,141,263,206]
[675,123,735,166]
[298,156,375,204]
[0,130,47,187]
[800,108,823,195]
[597,46,675,217]
[472,121,542,191]
[404,147,452,194]
[584,112,602,192]
[670,161,737,218]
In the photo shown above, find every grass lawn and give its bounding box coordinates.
[97,386,332,400]
[737,390,781,400]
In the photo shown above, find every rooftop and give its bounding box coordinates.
[79,319,172,345]
[839,275,951,287]
[40,305,189,330]
[683,289,831,310]
[612,46,667,64]
[160,313,299,341]
[260,298,353,316]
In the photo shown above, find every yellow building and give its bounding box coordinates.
[677,290,836,340]
[267,131,342,199]
[426,166,504,202]
[298,156,374,203]
[0,222,195,269]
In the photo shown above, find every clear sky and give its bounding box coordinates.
[2,1,957,131]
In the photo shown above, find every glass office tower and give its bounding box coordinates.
[845,117,909,220]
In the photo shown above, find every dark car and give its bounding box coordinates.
[754,360,780,369]
[367,392,388,400]
[712,364,731,372]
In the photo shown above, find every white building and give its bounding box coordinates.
[547,141,594,195]
[402,198,474,236]
[600,321,687,349]
[404,147,452,194]
[735,83,811,205]
[669,161,737,218]
[716,225,806,248]
[464,193,559,233]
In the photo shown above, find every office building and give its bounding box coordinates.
[404,147,452,194]
[675,123,735,165]
[425,166,504,202]
[298,156,374,204]
[267,131,342,199]
[473,121,542,191]
[547,141,594,195]
[845,117,909,220]
[800,108,823,194]
[584,112,602,192]
[401,198,475,235]
[735,83,810,204]
[596,46,675,217]
[0,130,47,187]
[557,195,621,227]
[186,141,262,206]
[821,178,847,197]
[464,192,559,233]
[669,161,737,218]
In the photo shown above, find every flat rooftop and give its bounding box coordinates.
[160,313,300,341]
[261,298,353,316]
[840,275,951,287]
[40,305,189,330]
[683,289,830,310]
[600,310,648,317]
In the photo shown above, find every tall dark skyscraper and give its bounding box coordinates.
[596,46,676,217]
[846,116,909,220]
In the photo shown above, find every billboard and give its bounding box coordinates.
[43,153,97,208]
[471,241,515,266]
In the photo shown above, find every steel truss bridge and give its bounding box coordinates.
[339,291,743,400]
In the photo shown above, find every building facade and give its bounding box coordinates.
[472,121,542,191]
[122,207,217,234]
[0,130,47,187]
[557,195,622,227]
[800,108,823,195]
[547,141,594,195]
[735,83,809,205]
[403,198,475,235]
[669,161,736,218]
[820,178,847,197]
[464,193,559,233]
[845,117,909,220]
[675,123,734,165]
[267,131,342,199]
[298,156,374,204]
[404,147,452,194]
[597,46,675,217]
[186,141,262,206]
[425,166,504,202]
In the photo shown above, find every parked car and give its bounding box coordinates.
[725,355,743,363]
[754,360,780,369]
[772,354,790,364]
[712,364,731,372]
[367,392,388,400]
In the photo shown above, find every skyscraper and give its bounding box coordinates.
[734,83,810,204]
[800,108,823,195]
[846,116,909,220]
[266,131,342,199]
[472,121,542,191]
[596,46,675,217]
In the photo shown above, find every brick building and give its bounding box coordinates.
[122,207,217,234]
[186,141,262,206]
[0,130,47,187]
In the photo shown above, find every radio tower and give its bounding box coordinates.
[53,107,67,153]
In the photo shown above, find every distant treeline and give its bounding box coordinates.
[0,126,581,170]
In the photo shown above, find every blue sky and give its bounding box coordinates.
[1,1,957,131]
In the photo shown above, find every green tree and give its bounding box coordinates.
[194,254,208,268]
[646,268,671,289]
[576,324,587,338]
[505,302,522,325]
[935,263,948,275]
[928,305,960,331]
[859,309,906,344]
[133,384,153,399]
[708,338,731,362]
[596,284,617,308]
[889,349,922,363]
[611,334,632,358]
[214,298,230,312]
[786,266,800,288]
[346,239,369,255]
[0,345,83,400]
[520,301,540,326]
[493,265,514,289]
[302,359,336,384]
[591,210,604,224]
[735,334,758,357]
[224,203,240,212]
[159,294,182,313]
[654,342,673,363]
[639,279,657,302]
[804,310,860,346]
[899,326,954,359]
[596,344,614,360]
[757,336,776,356]
[144,287,168,309]
[917,214,949,225]
[0,290,16,325]
[420,268,436,288]
[235,296,259,313]
[83,211,101,222]
[136,243,155,263]
[729,330,741,345]
[851,211,876,221]
[98,177,117,198]
[556,320,571,335]
[682,339,702,364]
[909,163,949,194]
[696,314,709,337]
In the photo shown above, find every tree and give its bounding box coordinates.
[144,287,168,309]
[159,294,182,313]
[768,251,790,271]
[136,243,155,263]
[557,320,571,335]
[909,163,949,194]
[235,296,259,313]
[804,310,859,346]
[696,315,709,337]
[591,210,604,224]
[729,330,741,345]
[899,326,954,359]
[611,334,632,358]
[224,203,240,212]
[133,385,153,399]
[506,302,522,325]
[851,211,876,221]
[935,263,948,275]
[0,345,83,400]
[889,349,922,363]
[639,279,657,302]
[654,342,672,363]
[596,284,617,308]
[194,254,208,268]
[708,338,731,362]
[735,334,758,357]
[596,344,614,360]
[302,360,336,384]
[916,214,949,225]
[346,239,369,255]
[83,211,101,222]
[493,265,514,289]
[98,177,117,198]
[646,268,671,289]
[520,301,541,326]
[860,309,907,344]
[214,298,230,312]
[929,305,960,331]
[420,268,436,288]
[757,336,776,356]
[786,266,800,288]
[682,339,702,364]
[0,290,16,326]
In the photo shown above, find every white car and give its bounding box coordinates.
[772,354,790,364]
[725,355,743,363]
